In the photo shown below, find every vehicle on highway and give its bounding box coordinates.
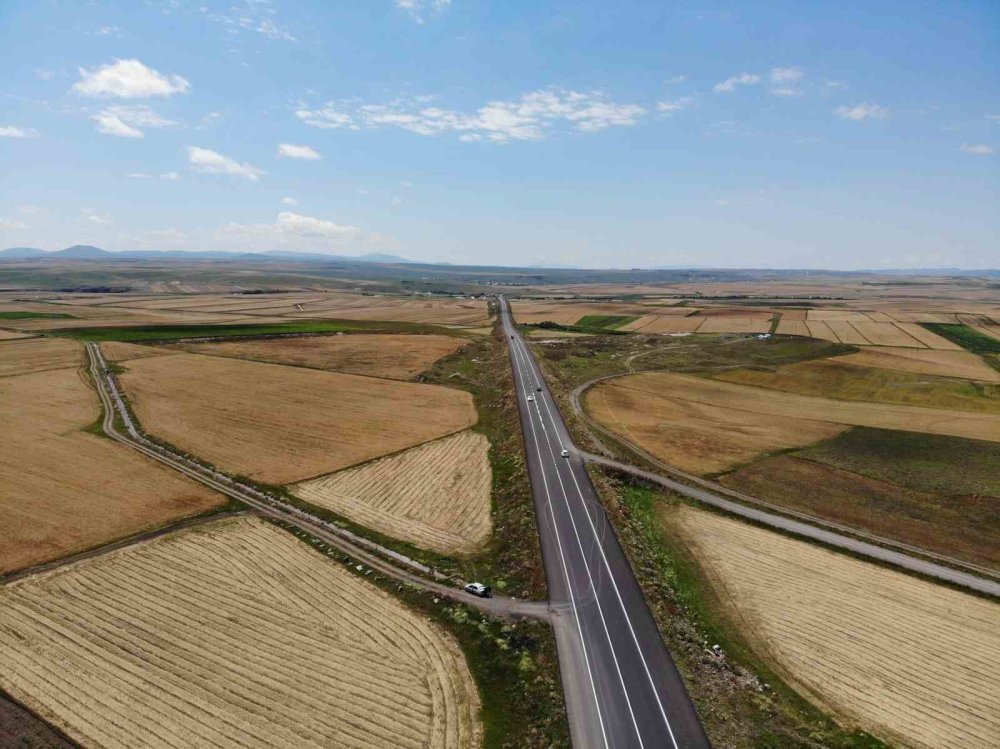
[464,582,491,598]
[560,449,570,457]
[536,386,542,392]
[527,395,534,402]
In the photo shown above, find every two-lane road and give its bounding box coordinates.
[501,299,709,749]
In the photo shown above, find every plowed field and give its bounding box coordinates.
[293,430,492,554]
[179,333,466,380]
[119,353,476,484]
[669,506,1000,749]
[0,517,481,749]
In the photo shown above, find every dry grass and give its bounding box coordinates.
[804,321,839,341]
[774,320,811,336]
[0,337,84,377]
[622,315,704,333]
[713,359,1000,413]
[0,367,222,574]
[293,430,492,554]
[119,353,477,484]
[100,341,175,362]
[825,321,871,345]
[838,347,1000,382]
[0,517,481,749]
[850,321,923,347]
[178,333,466,380]
[668,506,1000,749]
[584,376,846,474]
[0,329,32,340]
[585,371,1000,473]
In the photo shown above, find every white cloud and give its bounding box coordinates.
[73,59,190,99]
[204,1,297,41]
[277,143,322,160]
[217,211,361,249]
[297,88,646,143]
[397,0,451,23]
[656,97,693,116]
[834,102,888,121]
[771,67,804,84]
[960,143,994,155]
[128,172,152,179]
[714,73,760,93]
[82,208,112,225]
[91,25,123,37]
[187,146,263,180]
[160,171,181,181]
[665,75,686,84]
[771,87,802,97]
[0,125,39,138]
[0,217,28,230]
[280,197,298,205]
[91,105,174,138]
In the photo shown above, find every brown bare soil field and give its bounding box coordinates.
[0,517,481,749]
[0,692,75,748]
[0,337,84,378]
[101,341,175,362]
[695,307,773,319]
[695,317,771,334]
[719,455,999,570]
[119,353,477,484]
[293,430,492,554]
[585,372,1000,473]
[622,315,704,333]
[713,360,1000,413]
[850,322,924,347]
[0,367,222,574]
[178,333,466,380]
[825,321,871,345]
[775,320,811,336]
[838,347,1000,382]
[584,377,846,474]
[668,506,1000,749]
[893,322,964,349]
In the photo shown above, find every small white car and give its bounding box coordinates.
[527,395,534,402]
[561,449,570,458]
[464,582,492,598]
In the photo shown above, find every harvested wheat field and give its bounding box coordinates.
[668,506,1000,749]
[0,517,481,749]
[713,360,1000,413]
[510,301,643,325]
[622,315,704,334]
[774,319,811,336]
[100,341,175,362]
[119,353,476,484]
[824,321,870,345]
[0,337,84,377]
[850,321,924,347]
[293,430,492,554]
[585,371,1000,473]
[838,347,1000,382]
[695,317,771,334]
[178,333,466,380]
[0,367,221,573]
[0,329,32,340]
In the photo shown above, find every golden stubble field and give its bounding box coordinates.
[585,372,1000,474]
[293,430,492,554]
[0,364,222,574]
[0,517,481,749]
[178,333,467,380]
[118,352,477,484]
[668,506,1000,749]
[0,337,84,377]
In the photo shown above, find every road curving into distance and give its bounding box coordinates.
[501,298,711,749]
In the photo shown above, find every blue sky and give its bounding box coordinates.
[1,0,997,268]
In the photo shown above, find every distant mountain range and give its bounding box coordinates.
[0,245,416,264]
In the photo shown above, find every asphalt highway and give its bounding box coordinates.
[501,299,709,749]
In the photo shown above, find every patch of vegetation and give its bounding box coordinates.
[595,472,890,749]
[534,332,853,388]
[0,310,76,320]
[273,518,568,749]
[796,427,1000,497]
[49,318,456,342]
[574,314,640,329]
[523,320,631,336]
[922,323,1000,370]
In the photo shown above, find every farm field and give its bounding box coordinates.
[712,359,1000,413]
[293,430,492,555]
[584,371,1000,473]
[667,505,1000,749]
[0,517,481,749]
[0,329,32,339]
[0,366,222,574]
[100,340,175,362]
[0,337,84,377]
[117,352,477,484]
[178,333,467,380]
[837,346,1000,382]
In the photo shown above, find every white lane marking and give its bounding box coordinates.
[507,318,645,746]
[504,316,611,749]
[507,311,682,749]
